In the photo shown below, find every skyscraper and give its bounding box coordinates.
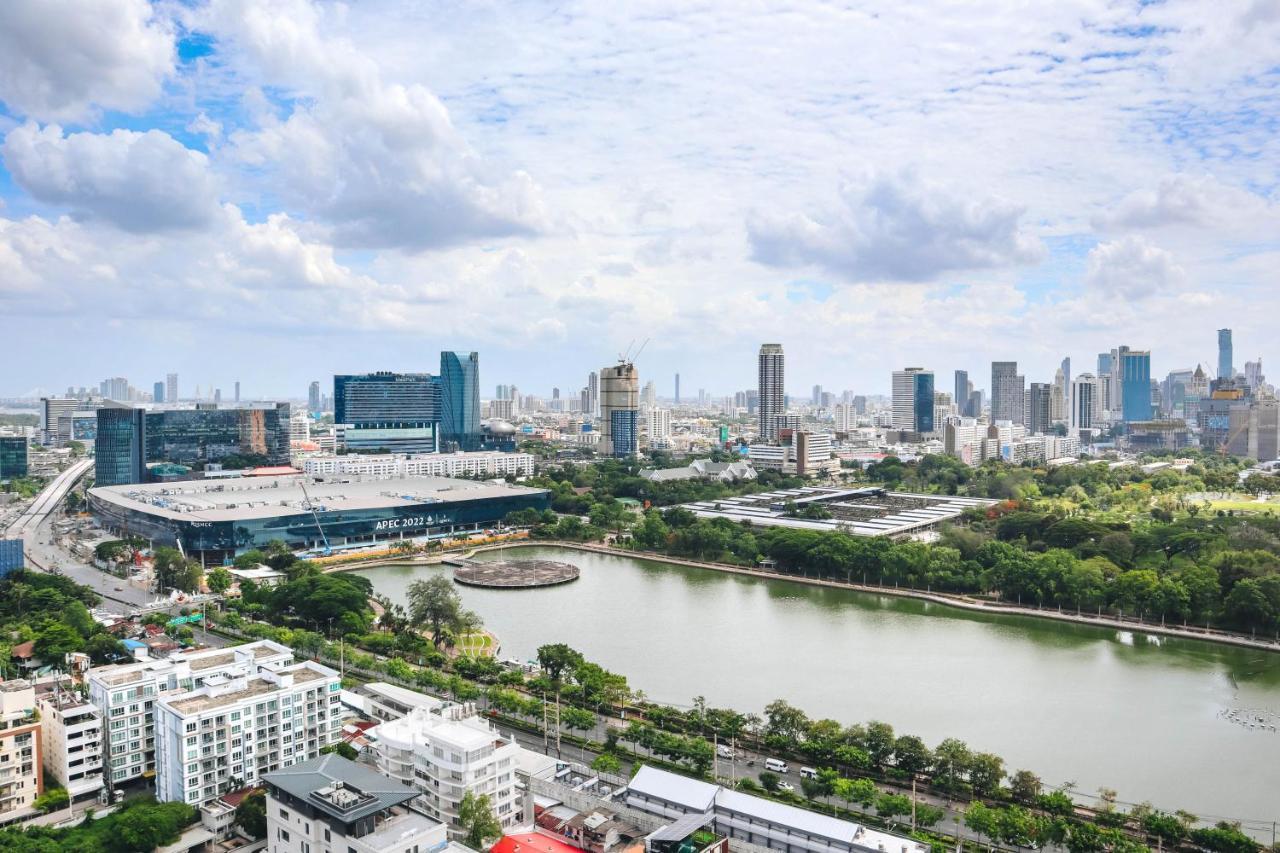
[1218,329,1233,380]
[153,381,165,403]
[891,368,934,433]
[1060,357,1071,391]
[440,351,480,451]
[166,373,178,404]
[1028,383,1052,435]
[308,381,321,413]
[757,344,785,442]
[991,362,1023,424]
[587,371,599,416]
[1071,374,1102,431]
[674,373,680,405]
[1120,349,1152,422]
[954,370,969,417]
[600,362,640,457]
[334,372,441,453]
[234,381,240,403]
[95,407,147,486]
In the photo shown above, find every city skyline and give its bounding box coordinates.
[1,3,1278,396]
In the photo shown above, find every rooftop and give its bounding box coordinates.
[680,486,996,538]
[89,473,548,522]
[264,754,418,824]
[164,663,332,715]
[492,832,587,853]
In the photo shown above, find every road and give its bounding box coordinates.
[9,461,229,647]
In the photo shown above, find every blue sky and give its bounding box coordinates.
[1,0,1278,399]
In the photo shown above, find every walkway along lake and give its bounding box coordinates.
[358,545,1280,828]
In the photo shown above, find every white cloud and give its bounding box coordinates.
[201,0,546,251]
[1093,174,1277,232]
[746,170,1044,282]
[2,123,221,232]
[1085,236,1185,300]
[0,0,174,122]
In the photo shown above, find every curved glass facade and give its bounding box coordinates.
[90,489,549,558]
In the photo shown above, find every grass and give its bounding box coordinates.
[455,632,494,656]
[1203,499,1280,514]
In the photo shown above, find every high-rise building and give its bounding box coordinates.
[307,380,321,413]
[334,372,441,453]
[1245,359,1264,392]
[439,351,480,451]
[145,404,292,465]
[891,368,935,433]
[166,373,178,404]
[88,641,295,790]
[1120,349,1152,422]
[646,407,672,441]
[991,362,1024,424]
[834,402,857,432]
[1071,374,1102,431]
[234,381,240,402]
[41,397,78,445]
[1061,357,1071,391]
[954,370,969,416]
[153,381,165,403]
[0,437,28,479]
[757,344,785,442]
[1028,383,1052,435]
[102,377,130,401]
[155,659,342,806]
[811,384,823,406]
[36,681,105,802]
[674,372,681,404]
[1218,328,1233,381]
[95,407,147,486]
[587,371,599,416]
[642,380,657,409]
[600,362,640,457]
[1050,370,1067,422]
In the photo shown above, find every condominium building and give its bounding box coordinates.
[87,640,293,787]
[891,368,934,433]
[991,361,1024,425]
[646,408,672,442]
[265,754,461,853]
[302,451,535,480]
[372,703,520,838]
[154,660,343,806]
[35,681,104,801]
[0,679,42,819]
[757,344,785,442]
[600,362,640,458]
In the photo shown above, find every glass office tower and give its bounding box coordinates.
[439,352,480,451]
[334,372,441,453]
[0,437,28,479]
[96,408,147,486]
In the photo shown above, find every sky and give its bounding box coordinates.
[1,0,1278,400]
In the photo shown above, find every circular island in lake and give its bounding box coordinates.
[452,558,580,588]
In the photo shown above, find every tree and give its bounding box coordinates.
[33,787,68,813]
[875,792,912,826]
[537,643,585,685]
[110,800,197,853]
[34,622,84,659]
[407,575,465,647]
[591,753,622,774]
[758,771,781,793]
[968,752,1005,797]
[893,734,932,775]
[1009,770,1042,804]
[86,634,127,665]
[965,801,1002,850]
[834,776,878,811]
[235,790,267,839]
[321,742,359,760]
[458,791,503,849]
[206,567,233,594]
[933,737,972,791]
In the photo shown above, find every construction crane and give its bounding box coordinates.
[617,337,650,365]
[297,478,332,556]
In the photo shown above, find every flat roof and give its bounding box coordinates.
[164,663,332,714]
[265,754,418,824]
[627,765,717,811]
[88,473,547,522]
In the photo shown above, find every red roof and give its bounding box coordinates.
[218,786,260,808]
[491,833,586,853]
[248,466,301,476]
[10,641,35,659]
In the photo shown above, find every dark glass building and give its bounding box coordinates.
[439,351,480,451]
[145,404,290,465]
[0,538,23,577]
[913,371,934,434]
[89,475,549,561]
[95,407,148,486]
[334,372,440,453]
[0,437,28,479]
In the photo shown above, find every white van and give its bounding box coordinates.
[764,758,789,773]
[799,766,818,780]
[716,744,735,759]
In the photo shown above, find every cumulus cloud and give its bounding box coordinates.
[2,124,221,232]
[0,0,174,122]
[1093,174,1276,231]
[201,0,545,251]
[747,170,1044,282]
[1085,236,1185,300]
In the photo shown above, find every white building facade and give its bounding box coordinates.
[302,451,535,480]
[372,703,520,838]
[154,660,342,806]
[35,682,104,800]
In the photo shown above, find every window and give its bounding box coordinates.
[280,809,289,820]
[278,828,290,842]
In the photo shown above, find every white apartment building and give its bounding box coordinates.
[154,660,343,806]
[360,682,444,724]
[302,451,535,480]
[0,679,42,819]
[35,681,103,800]
[265,754,462,853]
[833,403,857,433]
[372,703,520,838]
[646,408,672,441]
[87,640,293,787]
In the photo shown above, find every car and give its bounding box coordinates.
[716,744,735,758]
[777,781,795,793]
[114,586,123,591]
